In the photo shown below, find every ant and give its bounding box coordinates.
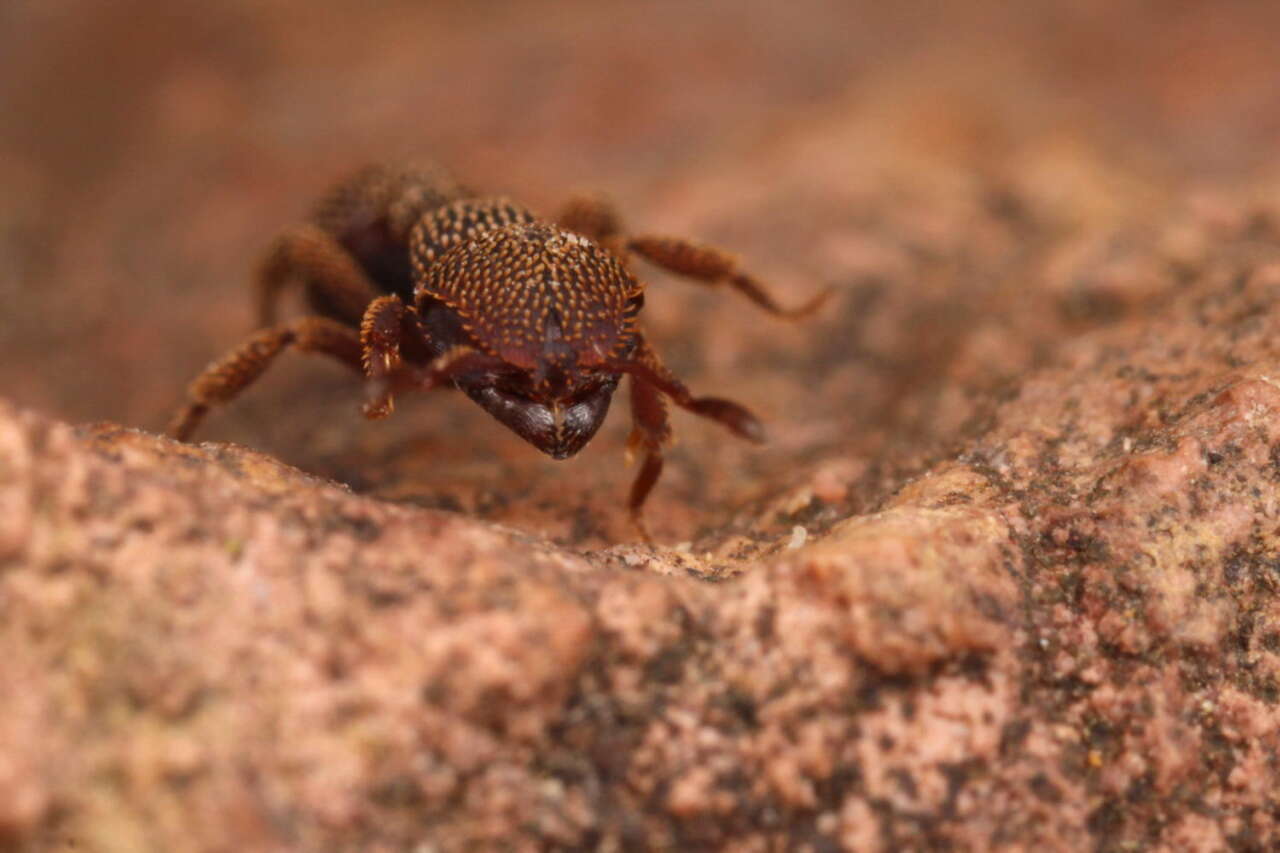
[169,163,826,538]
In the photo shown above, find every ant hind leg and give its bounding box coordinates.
[256,224,381,327]
[168,316,362,441]
[554,193,829,318]
[626,235,830,319]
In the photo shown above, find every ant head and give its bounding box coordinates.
[416,220,645,457]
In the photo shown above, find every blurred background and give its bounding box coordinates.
[3,0,1279,543]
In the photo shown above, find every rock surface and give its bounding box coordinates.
[3,1,1280,850]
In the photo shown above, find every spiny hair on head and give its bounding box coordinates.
[418,222,641,369]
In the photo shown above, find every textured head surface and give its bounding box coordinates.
[415,221,642,374]
[409,197,539,268]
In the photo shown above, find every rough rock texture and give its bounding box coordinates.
[4,1,1280,850]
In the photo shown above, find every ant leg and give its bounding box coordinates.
[626,370,672,542]
[555,193,828,317]
[359,295,420,419]
[555,193,623,243]
[608,333,766,444]
[612,333,765,540]
[359,294,505,419]
[256,224,380,327]
[168,316,362,441]
[626,235,831,318]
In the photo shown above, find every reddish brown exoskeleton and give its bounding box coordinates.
[169,163,826,538]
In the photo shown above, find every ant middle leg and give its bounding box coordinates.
[555,193,623,244]
[625,370,672,542]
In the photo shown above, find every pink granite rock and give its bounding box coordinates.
[5,237,1280,847]
[4,1,1280,850]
